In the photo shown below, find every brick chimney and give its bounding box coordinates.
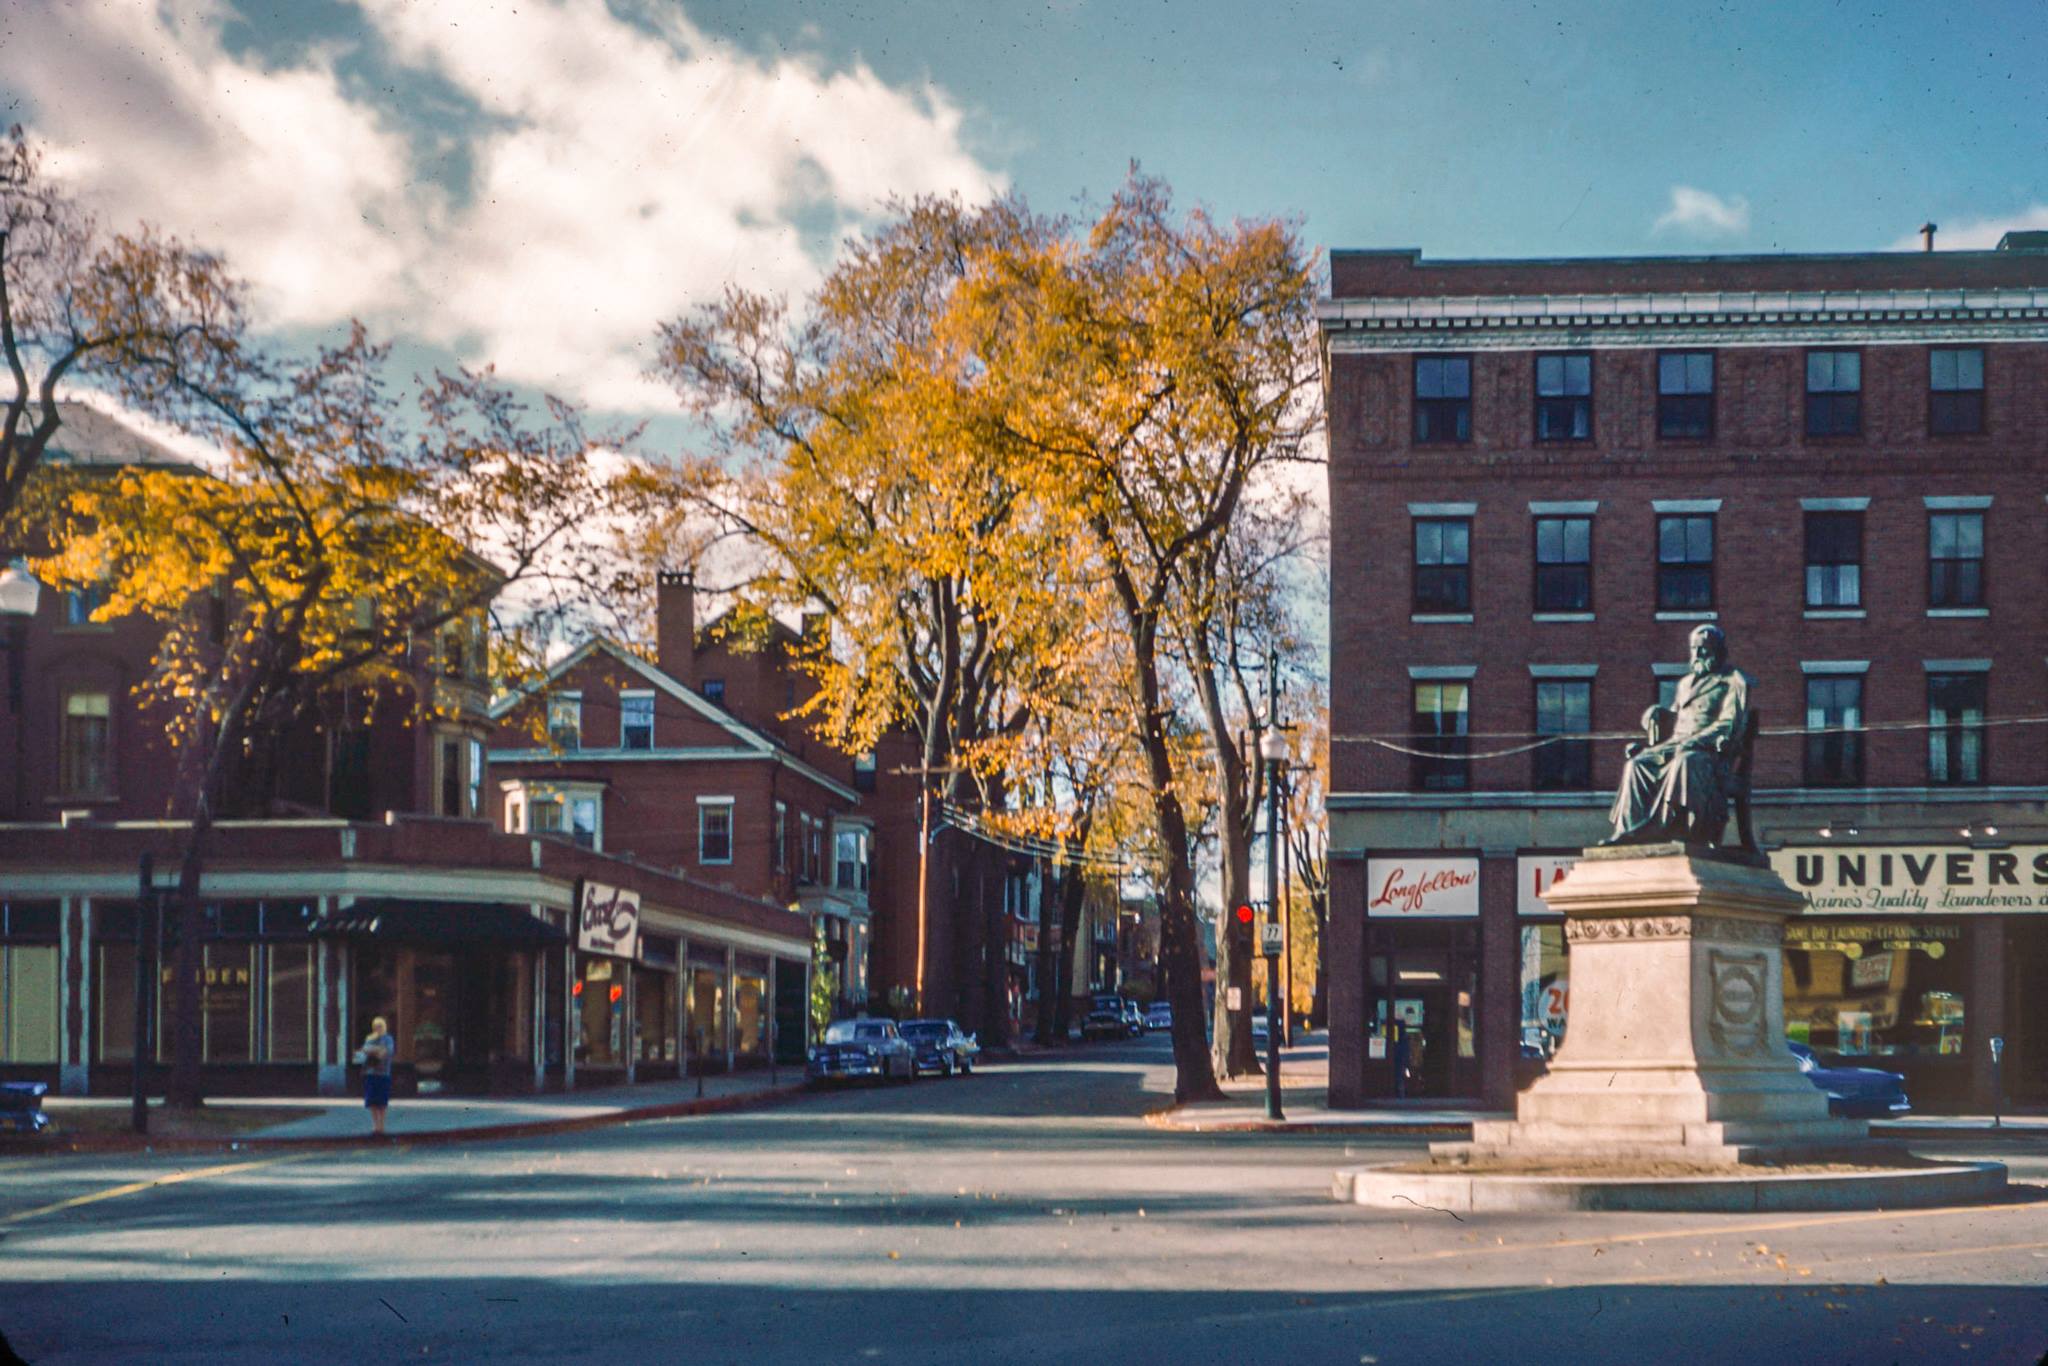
[656,570,696,686]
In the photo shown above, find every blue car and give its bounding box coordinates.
[1788,1042,1911,1118]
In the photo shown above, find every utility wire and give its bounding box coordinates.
[935,801,1140,873]
[1335,713,2048,762]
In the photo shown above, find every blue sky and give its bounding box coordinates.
[6,0,2045,423]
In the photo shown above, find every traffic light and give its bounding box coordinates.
[1229,902,1256,956]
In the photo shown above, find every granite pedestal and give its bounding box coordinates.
[1436,846,1866,1166]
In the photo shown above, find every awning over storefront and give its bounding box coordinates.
[308,901,566,946]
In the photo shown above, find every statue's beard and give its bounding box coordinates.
[1690,656,1716,677]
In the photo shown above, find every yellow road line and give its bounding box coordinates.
[1383,1194,2043,1266]
[0,1153,312,1229]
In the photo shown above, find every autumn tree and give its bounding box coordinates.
[1177,474,1321,1077]
[0,125,244,526]
[1285,694,1332,1028]
[36,328,629,1106]
[980,174,1322,1103]
[642,194,1082,1035]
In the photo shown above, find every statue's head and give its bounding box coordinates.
[1688,624,1728,671]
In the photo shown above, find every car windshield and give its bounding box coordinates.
[899,1022,945,1040]
[823,1021,892,1044]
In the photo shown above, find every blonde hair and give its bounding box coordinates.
[369,1016,389,1035]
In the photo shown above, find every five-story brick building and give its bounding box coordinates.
[1321,232,2048,1112]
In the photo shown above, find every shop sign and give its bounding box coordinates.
[1517,855,1577,917]
[1366,857,1480,918]
[1771,845,2048,915]
[1019,924,1040,952]
[576,880,641,959]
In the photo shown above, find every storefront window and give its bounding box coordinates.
[634,965,677,1063]
[576,956,625,1068]
[687,963,725,1058]
[735,972,768,1056]
[1518,924,1568,1059]
[200,943,255,1063]
[1784,920,1967,1058]
[98,940,137,1061]
[1,944,59,1063]
[268,944,314,1062]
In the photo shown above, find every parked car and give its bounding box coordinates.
[807,1018,916,1084]
[1144,1000,1173,1032]
[899,1018,979,1077]
[1788,1041,1911,1118]
[1082,996,1128,1041]
[1250,1013,1271,1050]
[0,1081,51,1136]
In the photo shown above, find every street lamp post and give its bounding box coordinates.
[1257,652,1288,1122]
[0,559,44,820]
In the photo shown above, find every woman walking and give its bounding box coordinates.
[361,1016,396,1137]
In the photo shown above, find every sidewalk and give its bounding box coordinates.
[1146,1033,1512,1134]
[33,1066,806,1152]
[1146,1035,2048,1138]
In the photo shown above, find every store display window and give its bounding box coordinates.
[1782,920,1967,1058]
[1518,924,1568,1059]
[576,955,625,1067]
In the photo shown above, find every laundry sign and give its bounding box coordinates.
[1366,857,1480,918]
[576,880,642,958]
[1770,845,2048,915]
[1517,855,1577,917]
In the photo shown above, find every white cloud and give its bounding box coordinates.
[1652,185,1751,240]
[9,0,1004,412]
[1888,205,2048,251]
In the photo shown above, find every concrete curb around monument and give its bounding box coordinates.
[1332,1161,2009,1213]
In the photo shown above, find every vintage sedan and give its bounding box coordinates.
[1081,996,1129,1042]
[899,1018,980,1077]
[807,1018,917,1084]
[1788,1042,1912,1118]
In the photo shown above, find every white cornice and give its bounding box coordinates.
[1319,288,2048,352]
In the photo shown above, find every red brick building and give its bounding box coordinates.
[1320,233,2048,1113]
[487,573,873,1017]
[0,407,809,1097]
[489,571,1071,1048]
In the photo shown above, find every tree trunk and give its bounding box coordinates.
[1031,852,1063,1045]
[1121,605,1221,1104]
[1052,860,1086,1041]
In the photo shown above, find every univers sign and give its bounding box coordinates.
[1771,845,2048,915]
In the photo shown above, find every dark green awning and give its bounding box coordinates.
[308,901,565,946]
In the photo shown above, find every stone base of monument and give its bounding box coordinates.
[1336,847,2007,1213]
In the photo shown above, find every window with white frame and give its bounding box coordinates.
[774,802,788,873]
[620,690,654,750]
[547,692,582,750]
[699,798,734,864]
[834,826,869,892]
[503,781,602,850]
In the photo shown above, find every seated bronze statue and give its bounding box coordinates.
[1602,623,1759,852]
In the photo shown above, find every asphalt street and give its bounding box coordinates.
[2,1037,2046,1365]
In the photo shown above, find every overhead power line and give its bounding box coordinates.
[1333,713,2048,762]
[935,801,1140,873]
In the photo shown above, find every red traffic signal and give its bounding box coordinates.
[1234,904,1255,925]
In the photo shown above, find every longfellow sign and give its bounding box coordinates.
[1770,845,2048,915]
[576,880,642,957]
[1366,857,1480,918]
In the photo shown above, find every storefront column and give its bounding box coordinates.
[1327,854,1367,1108]
[623,960,637,1086]
[1968,917,2006,1112]
[1478,853,1518,1111]
[315,916,348,1096]
[60,897,87,1096]
[530,949,547,1092]
[724,943,737,1073]
[562,937,577,1091]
